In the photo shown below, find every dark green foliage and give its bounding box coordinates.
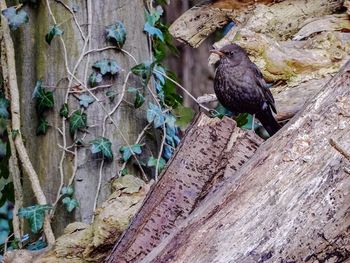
[45,25,63,45]
[128,88,145,109]
[33,81,54,113]
[59,103,69,118]
[69,110,87,135]
[90,137,113,161]
[2,7,29,31]
[236,113,249,127]
[131,62,154,86]
[119,144,142,162]
[18,205,52,234]
[173,105,194,129]
[106,21,127,48]
[36,117,49,135]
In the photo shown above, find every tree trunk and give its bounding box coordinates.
[109,60,350,263]
[6,0,150,235]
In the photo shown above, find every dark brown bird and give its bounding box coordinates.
[211,44,281,136]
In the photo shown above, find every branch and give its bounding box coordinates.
[0,0,55,245]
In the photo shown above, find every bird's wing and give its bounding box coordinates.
[251,63,277,114]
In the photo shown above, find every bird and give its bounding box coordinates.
[210,44,281,136]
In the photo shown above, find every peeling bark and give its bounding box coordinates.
[107,114,263,263]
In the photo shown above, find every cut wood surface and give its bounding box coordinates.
[137,61,350,262]
[106,114,263,262]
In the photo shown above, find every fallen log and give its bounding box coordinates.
[135,60,350,262]
[106,114,263,262]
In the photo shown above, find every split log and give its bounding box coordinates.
[134,60,350,262]
[106,114,263,262]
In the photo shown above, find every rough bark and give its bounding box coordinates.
[9,0,150,235]
[136,60,350,262]
[107,113,263,263]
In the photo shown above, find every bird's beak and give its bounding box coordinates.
[210,49,225,57]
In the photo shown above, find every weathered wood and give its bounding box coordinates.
[169,0,343,47]
[106,114,263,263]
[139,61,350,263]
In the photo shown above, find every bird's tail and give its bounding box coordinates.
[256,108,281,137]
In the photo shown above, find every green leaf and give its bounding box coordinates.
[36,117,49,135]
[173,105,194,129]
[62,197,79,213]
[134,91,145,109]
[79,94,95,108]
[18,205,52,234]
[69,110,87,135]
[106,21,127,48]
[61,185,74,196]
[45,24,63,45]
[120,168,128,176]
[131,61,154,86]
[236,113,249,127]
[106,90,117,102]
[144,22,164,42]
[147,103,165,128]
[27,240,47,251]
[89,72,103,87]
[2,7,29,31]
[147,156,166,172]
[93,59,121,75]
[90,137,113,160]
[119,144,142,162]
[0,97,10,119]
[33,81,54,113]
[59,103,69,118]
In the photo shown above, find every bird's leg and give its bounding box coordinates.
[251,114,255,132]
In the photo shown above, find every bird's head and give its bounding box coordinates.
[210,44,247,64]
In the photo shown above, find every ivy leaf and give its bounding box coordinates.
[147,156,166,172]
[89,72,103,87]
[106,90,117,102]
[18,205,52,234]
[131,61,154,86]
[61,185,74,196]
[119,144,142,162]
[45,25,63,45]
[11,130,19,140]
[79,94,95,108]
[59,103,69,118]
[90,137,113,160]
[147,103,165,128]
[0,97,10,119]
[69,110,87,135]
[106,21,127,48]
[236,113,249,127]
[2,7,29,31]
[62,197,79,213]
[27,240,47,251]
[144,23,164,42]
[173,105,194,129]
[33,81,54,113]
[134,91,145,109]
[36,117,49,135]
[93,59,121,75]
